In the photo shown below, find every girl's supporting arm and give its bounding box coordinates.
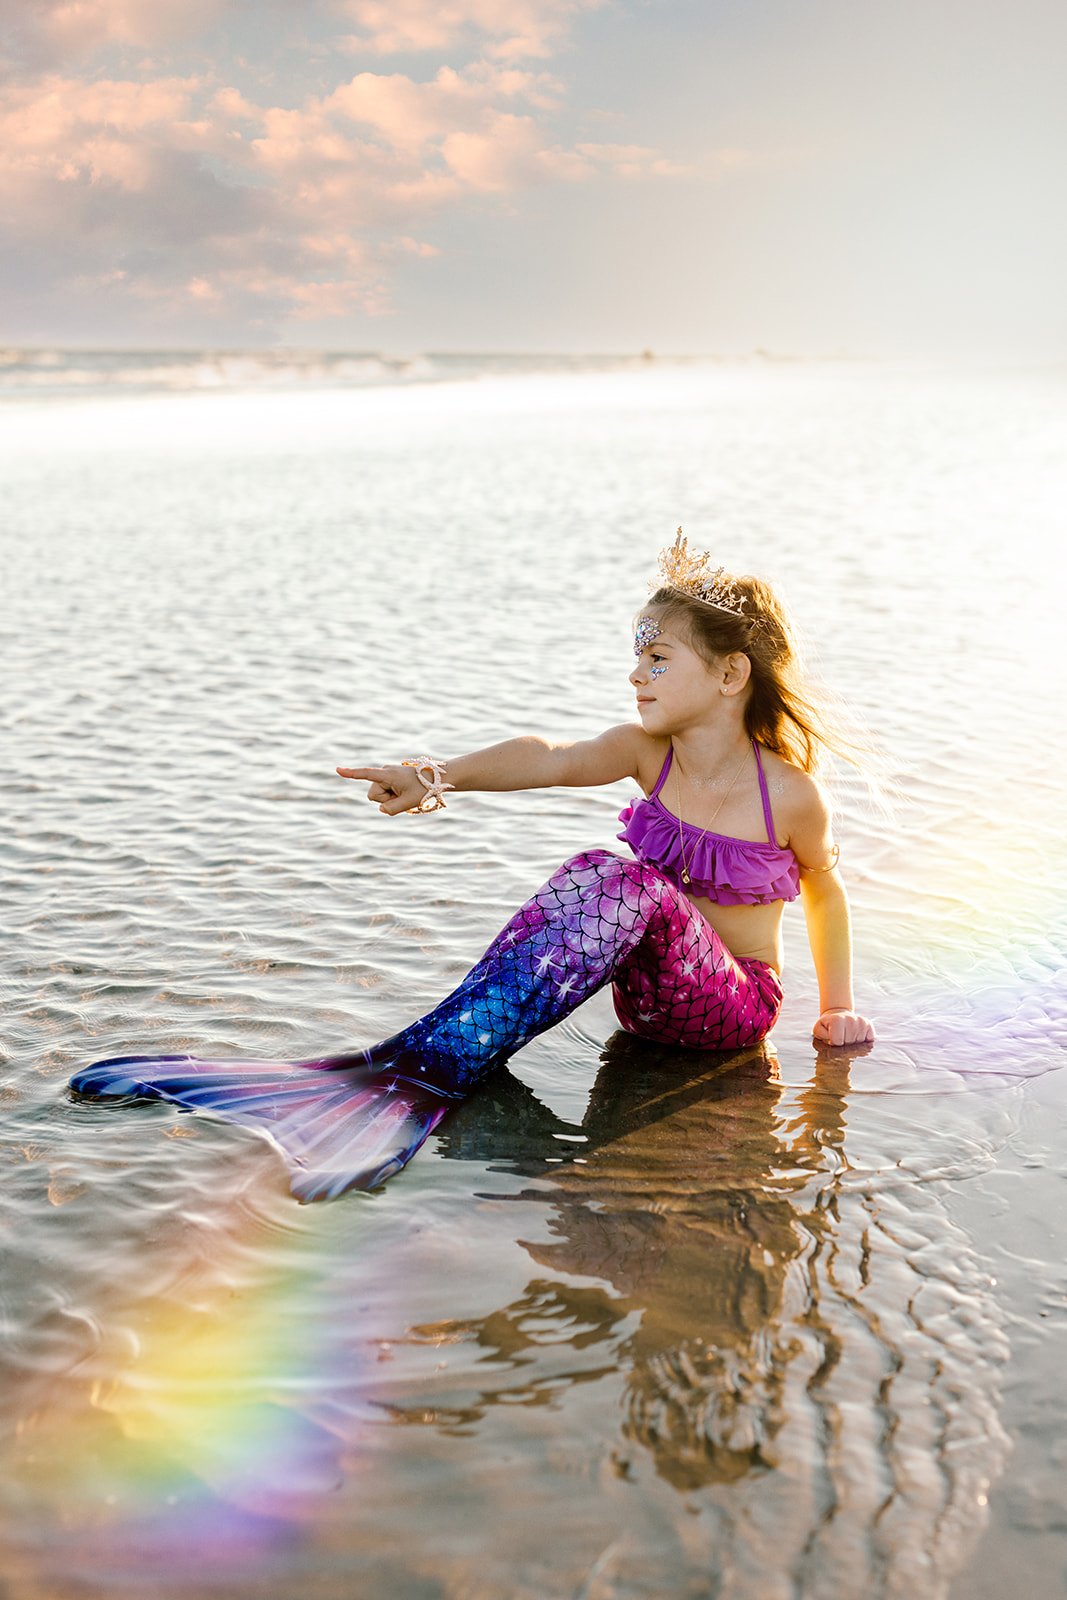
[798,870,874,1044]
[786,772,876,1047]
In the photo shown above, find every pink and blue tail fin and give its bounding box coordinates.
[70,1055,456,1201]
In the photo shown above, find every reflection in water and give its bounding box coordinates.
[389,1039,1011,1596]
[0,1040,1015,1598]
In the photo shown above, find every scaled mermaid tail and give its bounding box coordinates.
[70,1053,455,1201]
[71,851,782,1199]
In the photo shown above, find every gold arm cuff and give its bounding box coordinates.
[801,842,840,873]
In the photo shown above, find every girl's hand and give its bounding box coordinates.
[336,764,425,815]
[812,1009,876,1047]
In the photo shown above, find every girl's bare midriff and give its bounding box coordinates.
[689,895,786,975]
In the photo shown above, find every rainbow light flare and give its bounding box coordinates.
[859,796,1067,1087]
[5,1185,377,1584]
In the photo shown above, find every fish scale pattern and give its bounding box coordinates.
[363,849,783,1094]
[70,850,783,1197]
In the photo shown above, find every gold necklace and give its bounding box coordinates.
[674,745,751,886]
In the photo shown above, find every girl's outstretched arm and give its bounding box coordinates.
[787,773,876,1047]
[337,724,645,815]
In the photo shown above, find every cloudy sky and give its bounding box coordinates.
[1,0,1063,358]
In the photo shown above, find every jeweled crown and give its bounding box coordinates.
[654,528,747,617]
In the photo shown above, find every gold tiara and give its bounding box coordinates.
[654,528,747,617]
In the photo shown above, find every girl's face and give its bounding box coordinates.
[629,614,723,733]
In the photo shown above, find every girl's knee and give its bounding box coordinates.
[551,848,630,886]
[546,852,674,928]
[552,849,665,898]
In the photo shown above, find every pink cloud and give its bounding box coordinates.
[3,0,230,70]
[0,74,212,204]
[5,0,603,73]
[237,63,595,219]
[334,0,605,62]
[1,74,201,151]
[0,4,692,337]
[441,112,588,190]
[324,64,560,153]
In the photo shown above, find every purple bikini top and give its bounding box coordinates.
[617,741,801,907]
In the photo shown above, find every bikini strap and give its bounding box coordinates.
[649,744,674,800]
[753,741,777,844]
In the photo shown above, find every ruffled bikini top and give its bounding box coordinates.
[617,741,801,907]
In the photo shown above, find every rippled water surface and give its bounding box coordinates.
[2,358,1065,1599]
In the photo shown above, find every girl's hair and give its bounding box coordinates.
[644,578,868,774]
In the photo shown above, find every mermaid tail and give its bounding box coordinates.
[364,850,781,1087]
[71,851,782,1199]
[70,1053,455,1201]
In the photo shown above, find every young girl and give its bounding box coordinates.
[72,532,874,1200]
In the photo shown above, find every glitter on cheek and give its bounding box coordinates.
[633,615,662,656]
[650,663,668,678]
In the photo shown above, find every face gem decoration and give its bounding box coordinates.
[634,615,668,678]
[633,615,661,655]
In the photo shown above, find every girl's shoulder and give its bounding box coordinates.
[758,745,830,826]
[632,731,672,795]
[557,723,665,790]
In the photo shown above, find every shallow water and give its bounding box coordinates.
[1,357,1065,1598]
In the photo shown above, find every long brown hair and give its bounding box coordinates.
[644,577,867,774]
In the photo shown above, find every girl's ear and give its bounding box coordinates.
[720,652,752,695]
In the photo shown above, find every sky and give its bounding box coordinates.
[1,0,1064,359]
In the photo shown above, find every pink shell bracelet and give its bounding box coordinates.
[401,756,454,814]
